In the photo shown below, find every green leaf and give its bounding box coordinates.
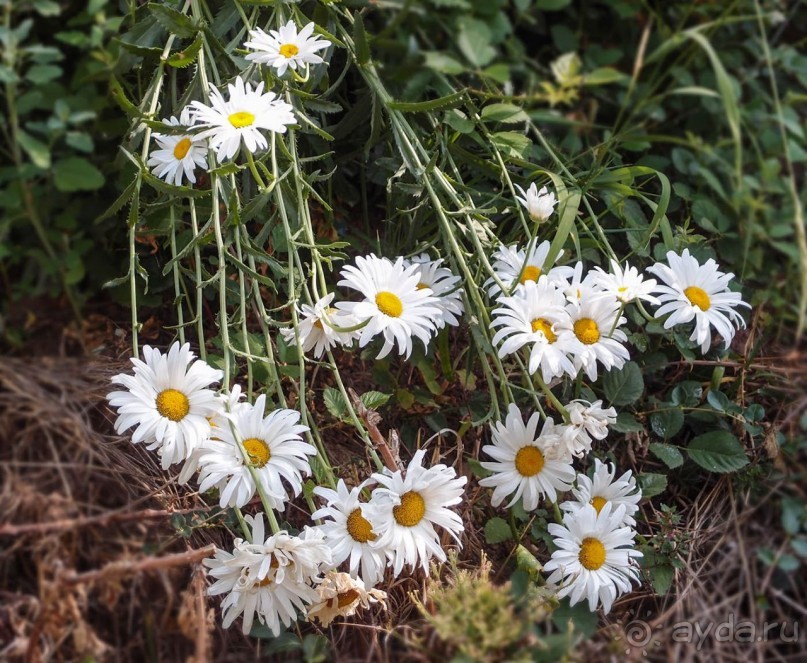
[423,51,465,74]
[611,412,644,433]
[323,387,346,420]
[148,3,198,39]
[638,472,667,498]
[361,391,391,410]
[602,361,644,406]
[456,16,495,68]
[536,0,572,8]
[650,408,684,439]
[33,0,61,16]
[687,431,749,473]
[17,130,51,168]
[25,64,61,84]
[649,442,684,469]
[481,102,528,124]
[489,131,531,158]
[352,11,370,65]
[484,517,512,544]
[388,90,466,113]
[166,32,203,67]
[583,67,627,86]
[53,157,104,192]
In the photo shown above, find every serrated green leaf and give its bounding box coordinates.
[650,408,684,439]
[649,442,684,469]
[687,431,748,473]
[323,387,347,420]
[484,517,512,544]
[603,361,644,406]
[361,391,391,410]
[389,90,466,113]
[489,131,531,158]
[423,51,465,74]
[638,472,667,498]
[166,32,203,67]
[148,3,198,39]
[456,16,495,68]
[352,11,370,65]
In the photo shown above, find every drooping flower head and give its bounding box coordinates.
[485,240,572,298]
[561,459,642,527]
[280,292,357,359]
[370,449,466,576]
[405,253,465,329]
[107,342,223,470]
[336,254,441,359]
[189,76,295,161]
[195,395,315,510]
[551,399,617,460]
[514,182,557,223]
[544,503,642,613]
[479,403,576,511]
[245,21,330,77]
[146,107,207,186]
[590,259,660,305]
[648,249,750,353]
[306,571,387,627]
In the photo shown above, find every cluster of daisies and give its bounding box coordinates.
[280,253,464,360]
[147,20,329,185]
[108,342,466,634]
[479,402,643,612]
[488,183,750,389]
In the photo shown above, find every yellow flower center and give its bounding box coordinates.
[684,286,711,311]
[375,291,403,318]
[155,389,190,422]
[530,318,557,343]
[279,43,300,59]
[416,282,429,290]
[228,111,255,128]
[242,437,271,467]
[519,265,541,284]
[173,137,192,160]
[346,508,377,543]
[514,445,545,477]
[617,286,628,293]
[256,556,279,586]
[574,318,600,345]
[590,496,607,514]
[579,537,606,571]
[393,491,426,527]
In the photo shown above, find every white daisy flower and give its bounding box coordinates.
[244,20,330,77]
[146,107,207,186]
[490,277,578,384]
[306,571,387,628]
[311,479,387,587]
[485,241,573,298]
[550,399,618,461]
[280,293,357,358]
[647,249,750,353]
[189,76,295,162]
[177,384,249,485]
[554,260,605,306]
[561,459,642,527]
[479,404,576,510]
[558,293,630,382]
[205,513,331,635]
[544,503,642,613]
[107,342,223,470]
[370,449,466,576]
[514,182,557,223]
[405,253,465,329]
[336,254,441,359]
[195,394,315,510]
[589,259,660,305]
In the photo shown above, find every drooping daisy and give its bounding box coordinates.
[195,394,315,510]
[107,342,223,470]
[244,21,330,77]
[555,260,604,306]
[280,293,357,359]
[205,513,331,635]
[336,254,441,359]
[558,293,630,382]
[370,449,466,576]
[405,253,465,329]
[514,182,557,223]
[485,241,573,298]
[146,107,208,186]
[647,249,750,353]
[479,404,576,511]
[544,503,642,613]
[490,277,577,384]
[561,459,642,527]
[189,76,295,162]
[590,259,660,305]
[550,399,618,460]
[306,571,387,627]
[311,479,388,586]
